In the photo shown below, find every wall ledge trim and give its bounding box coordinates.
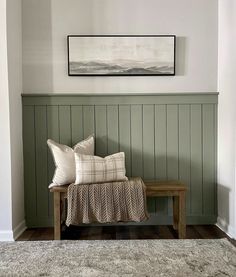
[22,92,219,106]
[22,92,219,97]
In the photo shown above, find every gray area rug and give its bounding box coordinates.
[0,239,236,276]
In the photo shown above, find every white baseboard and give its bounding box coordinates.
[0,220,26,241]
[0,230,14,241]
[217,217,236,239]
[13,219,26,240]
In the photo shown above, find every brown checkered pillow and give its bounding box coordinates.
[74,152,128,185]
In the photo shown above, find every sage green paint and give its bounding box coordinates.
[95,105,107,157]
[71,106,83,144]
[23,106,36,223]
[190,104,203,214]
[35,106,48,218]
[107,105,119,155]
[47,106,59,217]
[22,93,218,227]
[166,105,179,215]
[155,105,168,215]
[178,105,191,214]
[202,104,215,215]
[143,105,155,213]
[119,105,131,176]
[130,105,143,178]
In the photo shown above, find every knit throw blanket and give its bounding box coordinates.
[66,177,149,226]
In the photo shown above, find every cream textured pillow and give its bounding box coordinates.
[75,152,128,185]
[48,135,94,188]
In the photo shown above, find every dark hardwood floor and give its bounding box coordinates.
[17,225,236,246]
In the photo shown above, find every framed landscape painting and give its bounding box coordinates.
[67,35,176,76]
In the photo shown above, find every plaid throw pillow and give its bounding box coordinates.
[75,152,128,185]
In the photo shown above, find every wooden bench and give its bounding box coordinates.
[50,180,187,240]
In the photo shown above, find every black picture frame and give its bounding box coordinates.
[67,35,176,76]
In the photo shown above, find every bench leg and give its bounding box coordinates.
[54,192,61,240]
[178,191,186,239]
[173,196,179,230]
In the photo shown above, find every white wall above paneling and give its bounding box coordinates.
[0,0,13,239]
[0,0,24,241]
[22,0,218,94]
[217,0,236,239]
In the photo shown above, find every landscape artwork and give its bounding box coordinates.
[67,35,175,76]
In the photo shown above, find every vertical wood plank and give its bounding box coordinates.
[143,105,155,179]
[179,105,191,215]
[59,106,71,146]
[47,106,59,217]
[35,106,48,218]
[47,106,59,142]
[190,104,203,214]
[130,105,143,178]
[23,106,37,222]
[214,104,217,215]
[167,105,179,180]
[155,105,168,215]
[143,105,155,212]
[83,105,95,139]
[119,105,131,176]
[202,104,215,215]
[95,105,107,157]
[155,105,167,180]
[167,105,179,215]
[71,106,83,145]
[107,105,119,154]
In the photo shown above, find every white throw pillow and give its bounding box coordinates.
[48,135,94,188]
[75,152,128,185]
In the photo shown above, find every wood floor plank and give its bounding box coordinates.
[186,225,202,239]
[17,225,235,244]
[102,226,116,240]
[194,225,220,239]
[148,226,161,239]
[127,226,139,240]
[26,228,53,241]
[155,226,175,239]
[135,226,157,239]
[204,225,228,238]
[88,226,103,240]
[61,226,80,240]
[79,227,93,240]
[116,226,130,240]
[17,229,36,241]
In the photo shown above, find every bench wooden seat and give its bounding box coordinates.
[50,180,187,240]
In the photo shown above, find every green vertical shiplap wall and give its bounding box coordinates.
[22,93,218,227]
